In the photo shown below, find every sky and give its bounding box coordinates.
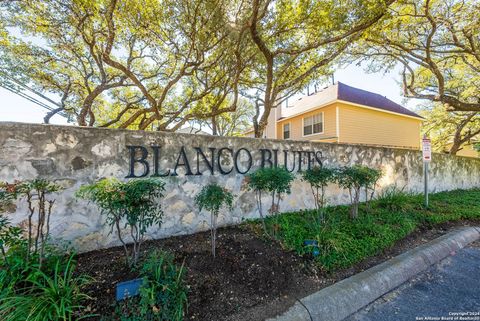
[0,63,422,126]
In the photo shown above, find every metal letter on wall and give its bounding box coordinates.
[125,145,150,178]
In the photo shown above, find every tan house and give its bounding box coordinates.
[245,82,423,149]
[445,141,479,158]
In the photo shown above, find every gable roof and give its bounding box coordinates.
[281,82,423,120]
[336,82,422,119]
[176,126,210,135]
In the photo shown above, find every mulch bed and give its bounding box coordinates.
[76,220,478,321]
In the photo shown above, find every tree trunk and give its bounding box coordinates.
[211,212,217,258]
[211,115,218,136]
[350,189,360,219]
[449,141,461,155]
[250,0,274,139]
[449,126,466,155]
[78,92,99,126]
[254,99,276,138]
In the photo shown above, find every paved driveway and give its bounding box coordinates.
[344,241,480,321]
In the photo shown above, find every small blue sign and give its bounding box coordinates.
[116,278,144,301]
[304,240,319,246]
[304,240,320,257]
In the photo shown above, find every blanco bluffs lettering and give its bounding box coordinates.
[126,145,324,178]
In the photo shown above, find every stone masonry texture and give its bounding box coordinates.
[1,122,479,252]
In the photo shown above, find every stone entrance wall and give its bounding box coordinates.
[1,122,479,251]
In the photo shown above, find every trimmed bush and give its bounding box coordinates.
[77,178,165,266]
[375,185,418,212]
[246,167,295,235]
[336,165,382,219]
[301,166,336,224]
[194,183,233,257]
[258,188,480,272]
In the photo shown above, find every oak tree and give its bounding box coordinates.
[351,0,480,112]
[0,0,244,129]
[235,0,396,137]
[419,103,480,155]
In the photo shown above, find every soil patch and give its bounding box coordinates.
[76,220,478,321]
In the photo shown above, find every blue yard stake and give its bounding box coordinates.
[304,240,320,257]
[116,278,144,301]
[304,240,318,246]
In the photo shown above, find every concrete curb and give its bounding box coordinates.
[267,226,480,321]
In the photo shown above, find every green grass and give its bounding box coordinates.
[254,188,480,273]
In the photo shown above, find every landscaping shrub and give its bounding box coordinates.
[139,251,187,321]
[0,180,90,321]
[336,165,382,219]
[0,183,16,212]
[246,167,295,235]
[375,185,418,212]
[77,178,165,266]
[259,188,480,272]
[0,215,25,265]
[265,206,417,271]
[194,183,233,257]
[301,166,336,224]
[0,179,62,268]
[416,189,480,225]
[0,252,91,321]
[110,251,187,321]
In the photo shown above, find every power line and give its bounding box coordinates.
[1,83,54,110]
[0,71,62,107]
[0,72,70,119]
[0,82,69,119]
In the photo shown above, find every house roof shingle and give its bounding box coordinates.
[336,82,423,119]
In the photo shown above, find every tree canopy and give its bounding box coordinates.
[192,98,255,136]
[238,0,395,137]
[351,0,480,113]
[419,103,480,155]
[0,0,396,135]
[0,0,243,129]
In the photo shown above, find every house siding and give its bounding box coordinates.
[445,143,479,158]
[337,102,422,149]
[456,145,479,158]
[276,104,337,141]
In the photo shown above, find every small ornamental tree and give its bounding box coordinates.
[0,179,61,268]
[302,166,336,224]
[247,167,295,235]
[336,165,382,219]
[77,178,165,266]
[194,183,233,258]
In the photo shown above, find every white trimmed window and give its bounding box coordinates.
[283,123,290,139]
[303,113,323,136]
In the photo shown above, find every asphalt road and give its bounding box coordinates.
[344,241,480,321]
